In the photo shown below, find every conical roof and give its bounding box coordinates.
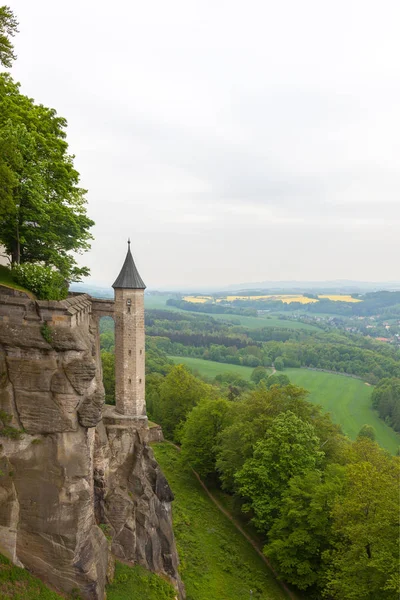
[112,241,146,289]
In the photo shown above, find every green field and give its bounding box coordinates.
[169,357,400,454]
[284,369,400,454]
[202,312,320,331]
[152,442,289,600]
[169,355,256,380]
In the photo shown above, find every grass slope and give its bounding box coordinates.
[285,369,400,454]
[0,266,32,296]
[152,442,289,600]
[107,562,175,600]
[169,357,400,454]
[169,355,256,380]
[0,554,64,599]
[0,554,176,600]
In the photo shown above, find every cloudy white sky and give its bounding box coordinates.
[10,0,400,288]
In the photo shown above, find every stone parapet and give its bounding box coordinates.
[0,292,94,328]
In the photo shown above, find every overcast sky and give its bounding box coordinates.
[10,0,400,288]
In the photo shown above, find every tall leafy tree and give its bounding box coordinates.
[235,410,324,531]
[0,6,93,281]
[153,364,214,441]
[0,5,18,68]
[180,398,230,478]
[323,439,400,600]
[265,465,345,592]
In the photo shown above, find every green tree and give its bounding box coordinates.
[101,351,115,405]
[265,464,345,592]
[357,424,376,441]
[0,74,93,280]
[323,439,400,600]
[180,398,230,478]
[274,357,285,371]
[235,411,324,531]
[154,364,214,441]
[265,373,290,388]
[0,6,18,68]
[250,365,269,384]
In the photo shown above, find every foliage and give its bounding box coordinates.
[11,263,68,300]
[251,365,269,384]
[101,350,115,405]
[0,6,18,68]
[153,365,215,441]
[322,439,400,600]
[274,357,285,371]
[372,378,400,432]
[180,398,230,478]
[40,322,53,344]
[235,411,324,531]
[265,465,345,593]
[357,424,376,441]
[0,409,23,439]
[0,73,93,280]
[152,442,288,600]
[265,373,290,388]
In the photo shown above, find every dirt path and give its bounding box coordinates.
[167,442,297,600]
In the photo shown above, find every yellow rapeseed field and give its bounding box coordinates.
[318,295,362,303]
[182,294,362,305]
[183,296,211,303]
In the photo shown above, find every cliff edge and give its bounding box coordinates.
[0,292,183,599]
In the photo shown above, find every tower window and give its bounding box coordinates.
[127,306,131,313]
[140,349,142,355]
[128,350,131,356]
[128,378,131,384]
[139,379,142,383]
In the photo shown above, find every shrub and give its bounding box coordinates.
[12,263,68,300]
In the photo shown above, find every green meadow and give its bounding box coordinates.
[285,368,400,454]
[152,442,290,600]
[169,355,256,380]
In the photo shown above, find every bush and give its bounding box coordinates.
[12,263,68,300]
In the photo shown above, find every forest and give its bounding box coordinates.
[99,309,400,600]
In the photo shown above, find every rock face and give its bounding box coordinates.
[0,299,183,599]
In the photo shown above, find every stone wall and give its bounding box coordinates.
[0,291,183,599]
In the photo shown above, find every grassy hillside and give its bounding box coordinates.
[152,442,289,600]
[285,368,400,454]
[0,553,64,599]
[169,356,400,454]
[107,562,175,599]
[0,553,176,600]
[169,355,256,380]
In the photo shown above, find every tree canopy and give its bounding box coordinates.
[0,6,18,68]
[0,7,93,282]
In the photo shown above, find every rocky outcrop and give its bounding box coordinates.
[0,300,183,599]
[94,413,184,597]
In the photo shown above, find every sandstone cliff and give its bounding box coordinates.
[0,293,183,599]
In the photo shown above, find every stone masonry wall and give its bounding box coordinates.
[114,289,146,417]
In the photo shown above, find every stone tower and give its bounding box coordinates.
[112,240,146,417]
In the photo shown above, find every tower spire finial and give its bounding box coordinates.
[128,237,131,246]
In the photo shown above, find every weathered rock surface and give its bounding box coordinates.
[94,419,184,597]
[0,300,183,599]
